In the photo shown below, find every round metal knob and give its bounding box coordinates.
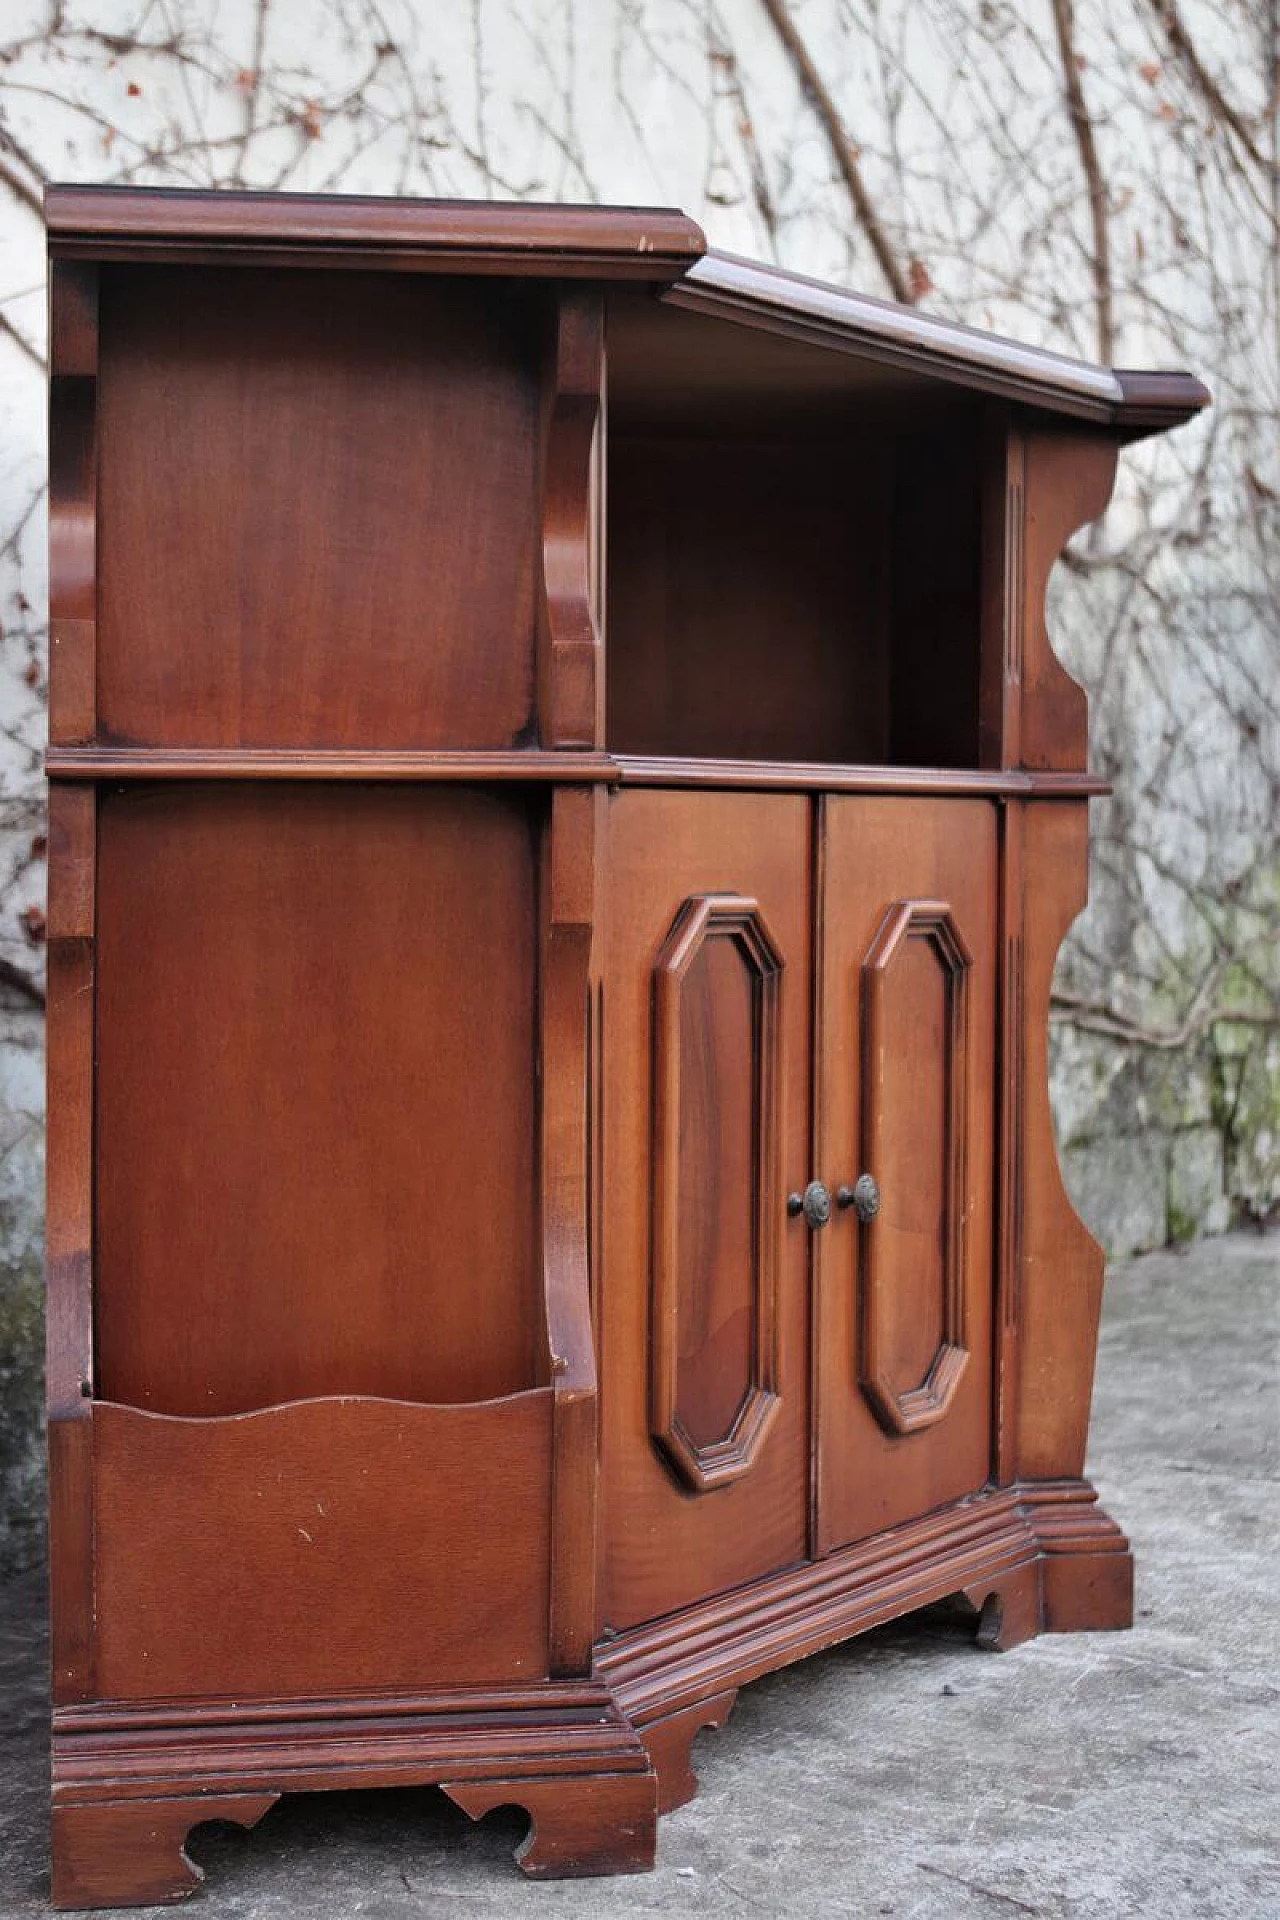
[787,1181,833,1230]
[837,1174,881,1223]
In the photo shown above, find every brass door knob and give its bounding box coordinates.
[787,1181,833,1230]
[837,1174,881,1223]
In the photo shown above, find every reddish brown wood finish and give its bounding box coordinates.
[91,1393,553,1701]
[97,269,541,751]
[600,790,811,1630]
[47,260,97,747]
[1011,802,1111,1479]
[443,1771,658,1878]
[45,185,1196,1906]
[1019,430,1121,769]
[539,290,606,749]
[636,1691,738,1814]
[650,893,784,1489]
[542,786,607,1674]
[607,434,891,765]
[814,800,996,1552]
[52,1794,280,1910]
[47,185,707,281]
[45,785,96,1705]
[94,783,541,1414]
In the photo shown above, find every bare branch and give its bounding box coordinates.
[758,0,914,304]
[0,309,44,373]
[1049,0,1115,362]
[0,957,45,1010]
[1147,0,1269,176]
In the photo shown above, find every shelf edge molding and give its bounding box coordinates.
[45,747,1112,796]
[668,252,1211,438]
[44,184,707,282]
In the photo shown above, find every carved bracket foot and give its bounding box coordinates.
[1040,1547,1134,1633]
[960,1560,1044,1651]
[51,1792,279,1911]
[441,1770,658,1878]
[1022,1482,1135,1634]
[638,1690,738,1813]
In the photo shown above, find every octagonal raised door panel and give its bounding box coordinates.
[650,893,783,1493]
[858,900,973,1436]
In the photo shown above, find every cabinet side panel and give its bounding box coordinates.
[96,266,540,750]
[95,784,541,1413]
[601,791,810,1630]
[1019,430,1118,771]
[1015,801,1105,1477]
[45,786,97,1702]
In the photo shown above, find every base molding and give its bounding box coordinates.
[50,1479,1131,1907]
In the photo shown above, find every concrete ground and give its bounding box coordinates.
[1,1231,1276,1919]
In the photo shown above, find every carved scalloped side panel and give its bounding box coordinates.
[858,900,973,1436]
[650,894,783,1492]
[1019,427,1120,771]
[1015,803,1107,1479]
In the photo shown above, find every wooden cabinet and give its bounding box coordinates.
[43,186,1209,1908]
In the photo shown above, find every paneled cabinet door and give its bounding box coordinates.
[813,798,998,1555]
[601,791,812,1633]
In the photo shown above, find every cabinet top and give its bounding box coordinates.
[44,184,708,283]
[45,185,1209,437]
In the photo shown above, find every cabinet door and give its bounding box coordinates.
[814,798,997,1554]
[601,790,812,1631]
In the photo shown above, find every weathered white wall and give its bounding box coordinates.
[0,0,1275,1563]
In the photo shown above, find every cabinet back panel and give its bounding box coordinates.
[95,784,541,1414]
[97,267,540,749]
[606,436,889,764]
[887,426,982,767]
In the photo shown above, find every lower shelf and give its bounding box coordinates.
[50,1477,1131,1910]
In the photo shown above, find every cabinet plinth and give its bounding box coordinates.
[44,184,1208,1908]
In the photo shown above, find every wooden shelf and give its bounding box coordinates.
[47,745,1109,797]
[611,757,1111,797]
[45,747,617,782]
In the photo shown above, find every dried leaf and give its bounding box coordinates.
[20,905,46,945]
[908,257,933,300]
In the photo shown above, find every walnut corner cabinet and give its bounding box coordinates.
[43,184,1208,1910]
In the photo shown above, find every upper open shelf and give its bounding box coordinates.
[45,186,1209,779]
[605,291,987,769]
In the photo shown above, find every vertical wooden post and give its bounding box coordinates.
[542,785,607,1672]
[45,786,97,1704]
[48,260,98,747]
[538,288,606,750]
[46,257,101,1704]
[978,410,1026,772]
